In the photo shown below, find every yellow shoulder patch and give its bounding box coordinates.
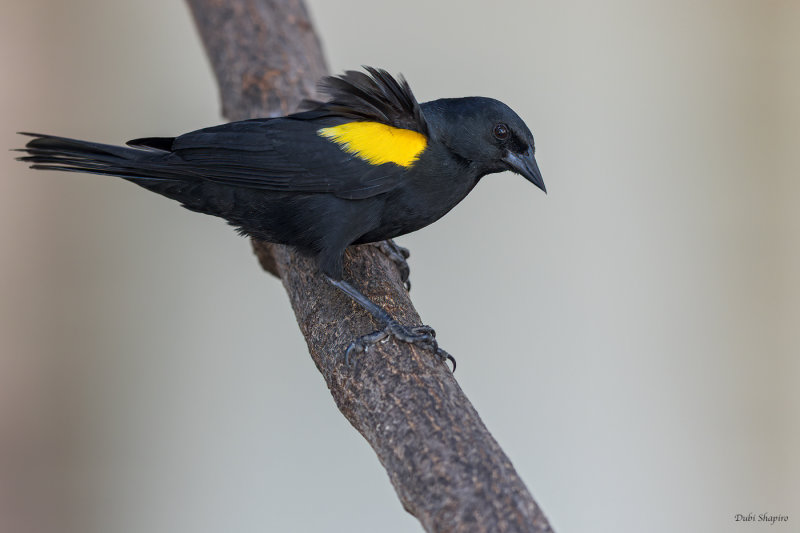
[318,121,427,168]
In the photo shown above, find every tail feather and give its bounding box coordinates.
[126,136,176,151]
[16,133,185,182]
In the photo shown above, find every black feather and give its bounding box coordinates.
[301,67,428,134]
[127,137,175,151]
[17,132,186,182]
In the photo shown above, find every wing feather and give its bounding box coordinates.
[128,68,426,200]
[155,117,404,199]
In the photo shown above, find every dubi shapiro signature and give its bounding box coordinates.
[735,513,789,525]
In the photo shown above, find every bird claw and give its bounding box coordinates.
[371,240,411,291]
[344,328,390,366]
[344,321,456,372]
[436,347,457,373]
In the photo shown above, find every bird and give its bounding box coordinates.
[17,67,545,368]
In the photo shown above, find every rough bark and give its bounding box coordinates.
[185,1,554,531]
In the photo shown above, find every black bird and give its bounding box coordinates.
[17,67,545,366]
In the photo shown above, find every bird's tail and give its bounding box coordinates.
[15,132,185,183]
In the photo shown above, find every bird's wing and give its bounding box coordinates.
[127,68,430,200]
[129,117,424,200]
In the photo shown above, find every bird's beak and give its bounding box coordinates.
[503,149,546,194]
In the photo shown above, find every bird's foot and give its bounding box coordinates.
[370,240,411,291]
[345,321,456,372]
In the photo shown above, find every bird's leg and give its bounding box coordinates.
[326,276,455,371]
[369,239,411,291]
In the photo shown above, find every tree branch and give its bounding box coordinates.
[185,1,554,531]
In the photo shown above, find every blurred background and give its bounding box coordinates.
[1,1,798,532]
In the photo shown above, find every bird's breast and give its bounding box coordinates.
[358,154,480,243]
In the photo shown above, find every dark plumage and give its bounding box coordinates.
[17,67,545,365]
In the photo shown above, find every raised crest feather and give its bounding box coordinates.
[301,67,428,135]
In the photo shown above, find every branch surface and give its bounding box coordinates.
[185,1,554,531]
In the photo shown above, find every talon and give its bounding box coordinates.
[438,349,457,373]
[343,321,452,369]
[344,343,359,367]
[385,322,441,349]
[371,240,412,291]
[412,325,436,338]
[345,328,389,367]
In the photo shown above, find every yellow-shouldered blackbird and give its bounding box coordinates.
[17,67,545,367]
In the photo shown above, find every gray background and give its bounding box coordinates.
[1,1,798,532]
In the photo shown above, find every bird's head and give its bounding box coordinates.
[424,97,546,193]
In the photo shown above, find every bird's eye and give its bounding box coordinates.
[493,123,510,140]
